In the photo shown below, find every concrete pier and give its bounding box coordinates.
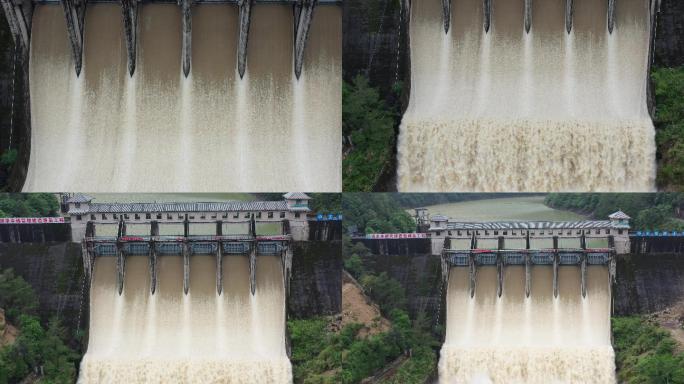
[441,0,449,33]
[483,0,491,33]
[61,0,86,76]
[565,0,573,33]
[524,0,531,33]
[179,0,192,77]
[607,0,616,33]
[237,0,253,79]
[294,0,316,79]
[0,0,32,57]
[120,0,138,76]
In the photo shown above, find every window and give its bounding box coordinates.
[102,214,107,220]
[146,213,151,219]
[135,214,140,220]
[211,214,217,219]
[503,231,507,236]
[189,215,195,220]
[90,214,96,220]
[448,231,452,236]
[295,213,300,218]
[596,229,601,235]
[233,212,239,219]
[256,212,262,218]
[618,229,623,235]
[178,214,183,220]
[244,212,250,218]
[587,230,592,235]
[268,212,274,219]
[76,215,82,221]
[75,203,81,208]
[296,200,302,204]
[436,231,441,236]
[200,215,206,219]
[280,212,285,218]
[222,213,228,219]
[124,214,129,220]
[113,214,118,220]
[157,214,162,220]
[484,230,489,236]
[606,229,611,235]
[494,231,498,235]
[457,231,462,236]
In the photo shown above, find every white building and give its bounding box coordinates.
[427,210,631,255]
[66,193,312,242]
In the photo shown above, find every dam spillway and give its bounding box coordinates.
[79,254,291,384]
[22,2,341,192]
[78,219,293,383]
[439,266,614,383]
[397,0,656,192]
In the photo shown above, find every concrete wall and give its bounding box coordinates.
[0,242,85,350]
[288,240,342,318]
[613,253,684,315]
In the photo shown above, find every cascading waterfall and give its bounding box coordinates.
[78,255,291,383]
[24,3,341,192]
[439,266,615,383]
[397,0,656,192]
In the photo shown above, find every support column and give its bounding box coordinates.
[294,0,316,79]
[483,0,491,33]
[216,240,223,295]
[553,236,559,299]
[61,0,86,76]
[249,243,257,295]
[497,236,504,297]
[249,214,256,237]
[120,0,138,77]
[237,0,253,79]
[117,247,126,295]
[607,0,616,34]
[440,251,450,286]
[441,0,450,33]
[179,0,192,77]
[524,0,532,33]
[525,252,531,298]
[1,0,33,57]
[565,0,574,33]
[580,233,587,298]
[184,215,189,237]
[469,251,476,298]
[149,239,157,294]
[282,246,293,294]
[183,241,190,295]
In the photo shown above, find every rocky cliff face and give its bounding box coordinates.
[613,253,684,315]
[0,242,85,347]
[288,240,342,318]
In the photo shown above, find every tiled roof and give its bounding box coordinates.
[283,192,311,200]
[431,215,449,221]
[609,210,631,220]
[444,220,614,230]
[68,201,290,214]
[66,193,93,203]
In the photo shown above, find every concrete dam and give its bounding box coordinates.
[78,218,293,383]
[397,0,658,192]
[356,211,636,383]
[2,0,341,192]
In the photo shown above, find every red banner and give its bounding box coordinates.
[0,217,65,224]
[366,233,427,239]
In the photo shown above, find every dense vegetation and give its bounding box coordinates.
[653,67,684,190]
[545,193,684,230]
[342,76,398,192]
[288,239,440,383]
[0,194,60,218]
[613,316,684,383]
[342,193,415,234]
[0,269,79,384]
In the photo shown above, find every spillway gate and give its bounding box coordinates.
[440,233,616,300]
[81,216,293,297]
[1,0,341,77]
